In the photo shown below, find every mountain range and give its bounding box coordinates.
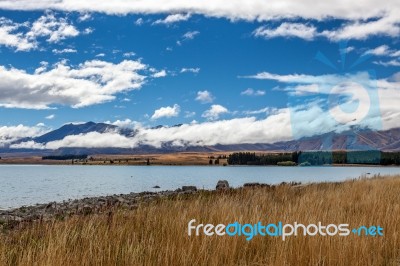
[1,122,400,156]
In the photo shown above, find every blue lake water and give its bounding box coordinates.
[0,165,400,209]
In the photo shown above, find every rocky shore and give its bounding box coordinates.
[0,180,301,231]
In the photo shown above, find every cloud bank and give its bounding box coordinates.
[0,59,147,109]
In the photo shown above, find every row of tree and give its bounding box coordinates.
[42,154,88,160]
[227,151,400,166]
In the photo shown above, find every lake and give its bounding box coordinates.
[1,165,400,209]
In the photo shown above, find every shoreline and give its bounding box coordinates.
[0,161,399,167]
[0,181,299,230]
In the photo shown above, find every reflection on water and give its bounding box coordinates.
[0,165,399,209]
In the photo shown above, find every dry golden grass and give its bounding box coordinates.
[1,176,400,265]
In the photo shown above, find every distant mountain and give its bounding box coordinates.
[33,122,111,143]
[2,122,400,156]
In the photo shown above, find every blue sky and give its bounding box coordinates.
[0,1,399,148]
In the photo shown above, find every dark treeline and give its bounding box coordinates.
[227,151,400,166]
[227,152,300,165]
[42,155,88,160]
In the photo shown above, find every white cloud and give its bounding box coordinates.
[363,45,400,58]
[0,124,48,147]
[95,53,105,57]
[182,31,199,40]
[0,13,81,51]
[180,67,200,74]
[27,13,79,43]
[105,119,141,129]
[253,23,317,40]
[0,17,36,51]
[153,13,191,25]
[0,59,147,109]
[45,114,55,120]
[202,104,228,120]
[151,104,180,120]
[10,111,293,149]
[321,14,400,41]
[242,107,276,115]
[152,69,167,78]
[78,12,92,22]
[195,90,214,103]
[363,45,391,56]
[134,18,144,25]
[123,52,136,57]
[255,16,400,41]
[83,27,93,34]
[0,0,398,24]
[241,88,265,96]
[374,60,400,67]
[391,51,400,57]
[340,46,355,53]
[52,48,77,54]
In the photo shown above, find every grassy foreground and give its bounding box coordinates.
[1,176,400,265]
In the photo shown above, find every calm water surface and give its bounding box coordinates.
[1,165,400,209]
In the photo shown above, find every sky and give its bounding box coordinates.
[0,0,399,149]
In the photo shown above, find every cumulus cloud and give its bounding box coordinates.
[0,17,36,51]
[151,104,180,120]
[0,124,48,147]
[153,13,191,25]
[321,14,400,41]
[27,13,79,43]
[195,90,214,103]
[105,118,141,129]
[0,59,147,109]
[253,23,317,40]
[0,13,81,51]
[363,45,400,57]
[241,88,265,96]
[363,45,391,56]
[202,104,229,120]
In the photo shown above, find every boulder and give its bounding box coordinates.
[216,180,230,191]
[243,183,271,188]
[181,186,197,192]
[82,205,93,215]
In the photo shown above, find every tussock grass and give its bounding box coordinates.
[1,176,400,265]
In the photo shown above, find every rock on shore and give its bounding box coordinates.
[0,181,301,230]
